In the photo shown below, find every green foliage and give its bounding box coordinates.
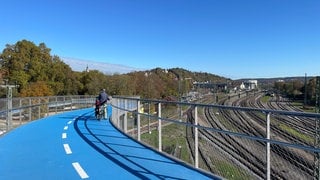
[306,77,317,105]
[0,40,80,96]
[0,39,229,98]
[274,80,303,99]
[80,70,108,95]
[274,77,319,106]
[20,81,54,97]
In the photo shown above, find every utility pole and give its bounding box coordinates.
[178,77,192,121]
[1,82,18,132]
[178,75,182,121]
[304,73,307,107]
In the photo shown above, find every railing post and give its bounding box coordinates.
[266,112,271,180]
[111,98,115,125]
[116,98,121,127]
[84,95,87,108]
[7,87,12,131]
[110,98,113,123]
[194,105,199,168]
[148,102,151,134]
[124,99,127,133]
[29,98,32,121]
[0,84,17,131]
[46,97,49,117]
[137,100,141,141]
[104,103,107,120]
[315,117,320,180]
[71,97,73,111]
[158,102,162,152]
[55,97,57,114]
[63,96,65,111]
[19,99,22,124]
[38,98,40,119]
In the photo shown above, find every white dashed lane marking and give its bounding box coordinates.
[63,144,72,154]
[62,117,89,179]
[72,162,89,179]
[62,133,67,139]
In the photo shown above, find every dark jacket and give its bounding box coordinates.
[98,91,108,105]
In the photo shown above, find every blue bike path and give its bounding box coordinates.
[0,108,221,180]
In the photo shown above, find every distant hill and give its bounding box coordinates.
[61,58,230,82]
[61,57,143,74]
[62,57,311,84]
[237,76,315,84]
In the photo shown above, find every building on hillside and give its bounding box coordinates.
[240,80,258,90]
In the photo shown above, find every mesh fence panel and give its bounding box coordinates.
[111,96,320,180]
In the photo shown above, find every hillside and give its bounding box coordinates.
[61,57,230,82]
[62,57,143,74]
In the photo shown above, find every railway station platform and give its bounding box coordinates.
[0,108,220,179]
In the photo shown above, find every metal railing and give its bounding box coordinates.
[110,96,320,180]
[3,94,320,179]
[0,95,95,134]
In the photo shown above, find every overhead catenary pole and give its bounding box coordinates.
[304,73,307,106]
[178,74,182,121]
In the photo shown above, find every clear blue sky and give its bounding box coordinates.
[1,0,319,79]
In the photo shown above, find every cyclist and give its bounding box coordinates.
[96,89,109,119]
[99,89,108,106]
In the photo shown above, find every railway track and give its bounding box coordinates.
[134,92,316,179]
[240,92,314,177]
[184,91,315,179]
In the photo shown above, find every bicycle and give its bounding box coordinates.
[95,104,105,120]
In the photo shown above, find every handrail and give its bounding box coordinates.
[112,96,320,118]
[2,95,320,179]
[0,95,96,134]
[110,96,320,180]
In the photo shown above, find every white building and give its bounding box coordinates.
[240,80,258,90]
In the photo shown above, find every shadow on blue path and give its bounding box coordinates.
[75,114,160,179]
[74,112,220,179]
[0,108,222,180]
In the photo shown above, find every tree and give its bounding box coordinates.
[0,40,78,96]
[79,70,107,95]
[47,55,78,95]
[274,80,303,100]
[20,81,53,97]
[306,78,317,105]
[1,39,231,98]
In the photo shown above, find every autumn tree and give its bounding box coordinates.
[0,40,79,96]
[104,74,136,96]
[0,39,230,99]
[79,70,108,95]
[274,80,304,100]
[20,81,54,97]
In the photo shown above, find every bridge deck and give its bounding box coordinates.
[0,108,219,179]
